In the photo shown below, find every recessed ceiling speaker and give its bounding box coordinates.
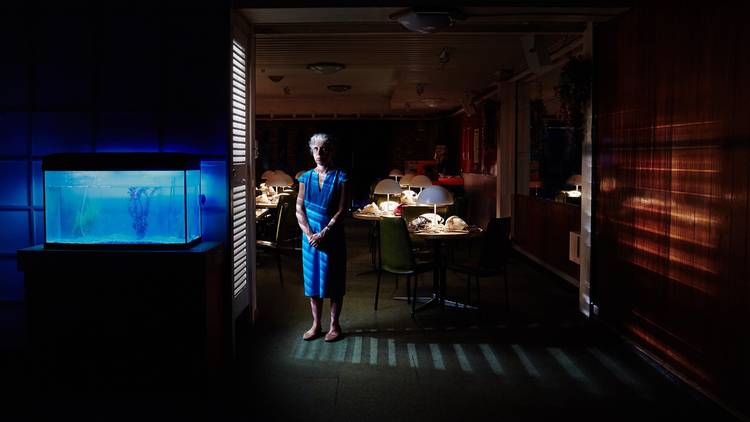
[520,35,551,73]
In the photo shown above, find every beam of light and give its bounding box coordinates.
[408,343,419,368]
[479,344,504,376]
[624,323,712,385]
[334,338,348,362]
[294,340,308,360]
[306,339,320,360]
[618,238,717,275]
[622,198,718,223]
[430,344,446,370]
[624,257,715,296]
[388,339,397,367]
[369,338,378,365]
[611,219,716,248]
[512,344,540,378]
[588,348,639,387]
[352,337,362,364]
[318,340,331,362]
[548,348,597,394]
[622,167,719,173]
[453,344,474,373]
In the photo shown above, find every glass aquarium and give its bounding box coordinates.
[43,153,202,248]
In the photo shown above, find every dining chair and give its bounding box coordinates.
[256,193,301,287]
[376,217,434,316]
[448,217,511,315]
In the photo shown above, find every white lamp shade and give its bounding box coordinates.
[399,174,414,187]
[416,185,453,206]
[389,169,404,177]
[409,175,433,188]
[267,172,293,187]
[295,170,305,180]
[566,174,582,187]
[373,178,402,195]
[260,170,276,181]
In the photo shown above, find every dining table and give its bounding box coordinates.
[406,228,482,313]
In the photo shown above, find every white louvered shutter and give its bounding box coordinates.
[230,38,251,318]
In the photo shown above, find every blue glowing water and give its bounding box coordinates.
[44,170,201,245]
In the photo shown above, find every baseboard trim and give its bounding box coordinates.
[596,318,748,422]
[512,245,579,288]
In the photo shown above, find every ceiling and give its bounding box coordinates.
[241,6,627,118]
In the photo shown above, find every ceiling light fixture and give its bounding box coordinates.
[327,84,351,92]
[306,62,346,74]
[268,75,284,83]
[420,98,445,108]
[389,8,465,34]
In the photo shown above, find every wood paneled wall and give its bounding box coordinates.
[514,195,580,281]
[594,1,749,410]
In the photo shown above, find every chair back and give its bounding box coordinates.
[479,217,511,269]
[379,217,416,273]
[275,193,301,245]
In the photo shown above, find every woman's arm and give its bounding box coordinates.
[295,182,314,239]
[319,180,349,238]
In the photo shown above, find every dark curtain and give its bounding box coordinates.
[594,1,749,410]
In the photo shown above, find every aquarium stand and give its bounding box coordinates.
[17,241,227,389]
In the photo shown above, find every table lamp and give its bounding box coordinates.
[267,172,293,194]
[416,185,454,218]
[374,178,402,213]
[566,174,582,198]
[409,175,433,193]
[389,169,404,183]
[260,170,276,181]
[399,173,414,189]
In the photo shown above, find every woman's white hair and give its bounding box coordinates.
[309,133,334,149]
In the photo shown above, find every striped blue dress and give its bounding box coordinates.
[301,168,348,298]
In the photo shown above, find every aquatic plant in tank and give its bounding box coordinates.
[43,153,202,248]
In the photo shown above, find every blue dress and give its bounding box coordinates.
[301,168,348,298]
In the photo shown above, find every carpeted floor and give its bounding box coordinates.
[238,219,739,421]
[0,218,740,421]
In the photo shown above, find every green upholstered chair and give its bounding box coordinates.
[448,217,511,314]
[376,217,434,316]
[257,193,301,287]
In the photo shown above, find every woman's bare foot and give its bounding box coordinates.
[303,326,322,341]
[324,324,342,342]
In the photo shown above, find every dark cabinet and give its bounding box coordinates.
[17,241,226,389]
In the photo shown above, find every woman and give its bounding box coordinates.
[296,133,349,342]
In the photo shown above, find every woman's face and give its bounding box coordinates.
[310,139,333,166]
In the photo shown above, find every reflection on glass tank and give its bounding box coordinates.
[43,154,202,248]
